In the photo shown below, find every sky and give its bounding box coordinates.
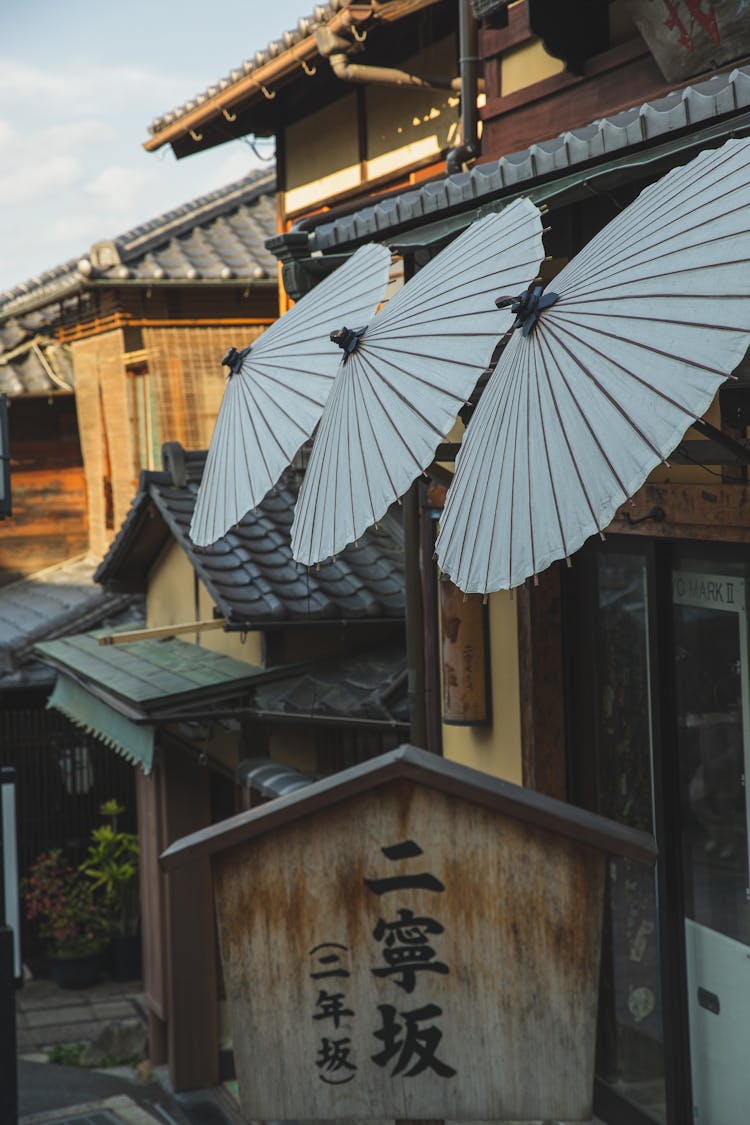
[0,0,308,294]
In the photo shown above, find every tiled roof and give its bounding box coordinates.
[96,444,405,627]
[304,63,750,251]
[251,642,408,726]
[0,316,73,395]
[36,631,268,715]
[147,1,427,144]
[0,168,277,320]
[0,555,143,682]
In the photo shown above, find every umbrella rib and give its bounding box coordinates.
[525,341,536,580]
[349,368,379,525]
[358,346,470,422]
[446,340,522,584]
[535,341,602,532]
[558,248,750,302]
[549,318,726,409]
[554,308,750,334]
[247,369,320,441]
[502,347,528,590]
[368,340,492,382]
[355,350,437,472]
[559,204,750,292]
[555,146,750,290]
[534,345,569,561]
[539,322,666,473]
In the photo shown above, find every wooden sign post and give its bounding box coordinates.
[162,746,656,1123]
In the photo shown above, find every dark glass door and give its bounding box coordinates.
[672,560,750,1125]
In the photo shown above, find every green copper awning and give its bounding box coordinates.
[37,631,270,774]
[48,674,155,774]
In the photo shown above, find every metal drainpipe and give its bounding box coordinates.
[446,0,480,174]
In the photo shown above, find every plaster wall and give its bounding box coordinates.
[284,37,459,215]
[146,539,263,665]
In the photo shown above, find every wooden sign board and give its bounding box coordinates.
[162,746,656,1123]
[626,0,750,83]
[440,581,490,725]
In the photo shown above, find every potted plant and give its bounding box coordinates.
[23,849,109,988]
[80,800,141,980]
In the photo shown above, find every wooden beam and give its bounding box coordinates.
[98,618,226,645]
[608,481,750,542]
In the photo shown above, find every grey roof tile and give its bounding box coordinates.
[0,169,277,319]
[36,631,266,712]
[251,642,408,725]
[96,445,404,627]
[147,2,350,137]
[0,556,143,678]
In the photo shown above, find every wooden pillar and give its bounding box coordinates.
[517,563,567,799]
[137,749,219,1091]
[160,743,219,1091]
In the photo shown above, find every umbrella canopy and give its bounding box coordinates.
[189,242,391,546]
[435,137,750,593]
[291,199,545,566]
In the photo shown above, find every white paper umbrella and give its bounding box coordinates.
[436,137,750,593]
[189,242,391,546]
[291,198,546,565]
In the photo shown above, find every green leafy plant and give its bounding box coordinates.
[23,850,109,959]
[80,801,140,937]
[47,1042,86,1066]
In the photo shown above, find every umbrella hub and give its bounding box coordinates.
[222,345,252,376]
[330,325,367,358]
[495,283,559,337]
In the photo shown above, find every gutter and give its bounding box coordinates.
[315,25,462,91]
[143,6,374,154]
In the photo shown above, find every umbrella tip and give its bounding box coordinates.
[221,345,250,375]
[330,325,367,355]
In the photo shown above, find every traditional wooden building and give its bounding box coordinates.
[142,3,750,1122]
[0,169,278,566]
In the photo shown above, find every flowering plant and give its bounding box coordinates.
[23,849,109,959]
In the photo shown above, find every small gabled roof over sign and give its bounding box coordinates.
[162,743,658,870]
[181,743,655,1123]
[96,444,405,629]
[0,168,277,321]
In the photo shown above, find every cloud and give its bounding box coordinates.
[0,118,115,205]
[0,57,190,118]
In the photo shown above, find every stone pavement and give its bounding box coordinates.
[16,977,147,1056]
[14,977,242,1125]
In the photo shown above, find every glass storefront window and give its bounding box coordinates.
[567,548,666,1123]
[672,557,750,1125]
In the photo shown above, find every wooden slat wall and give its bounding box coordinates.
[1,396,87,582]
[0,466,88,582]
[142,324,267,451]
[71,330,137,557]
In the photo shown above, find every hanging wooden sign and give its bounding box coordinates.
[162,746,656,1123]
[440,580,490,725]
[626,0,750,83]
